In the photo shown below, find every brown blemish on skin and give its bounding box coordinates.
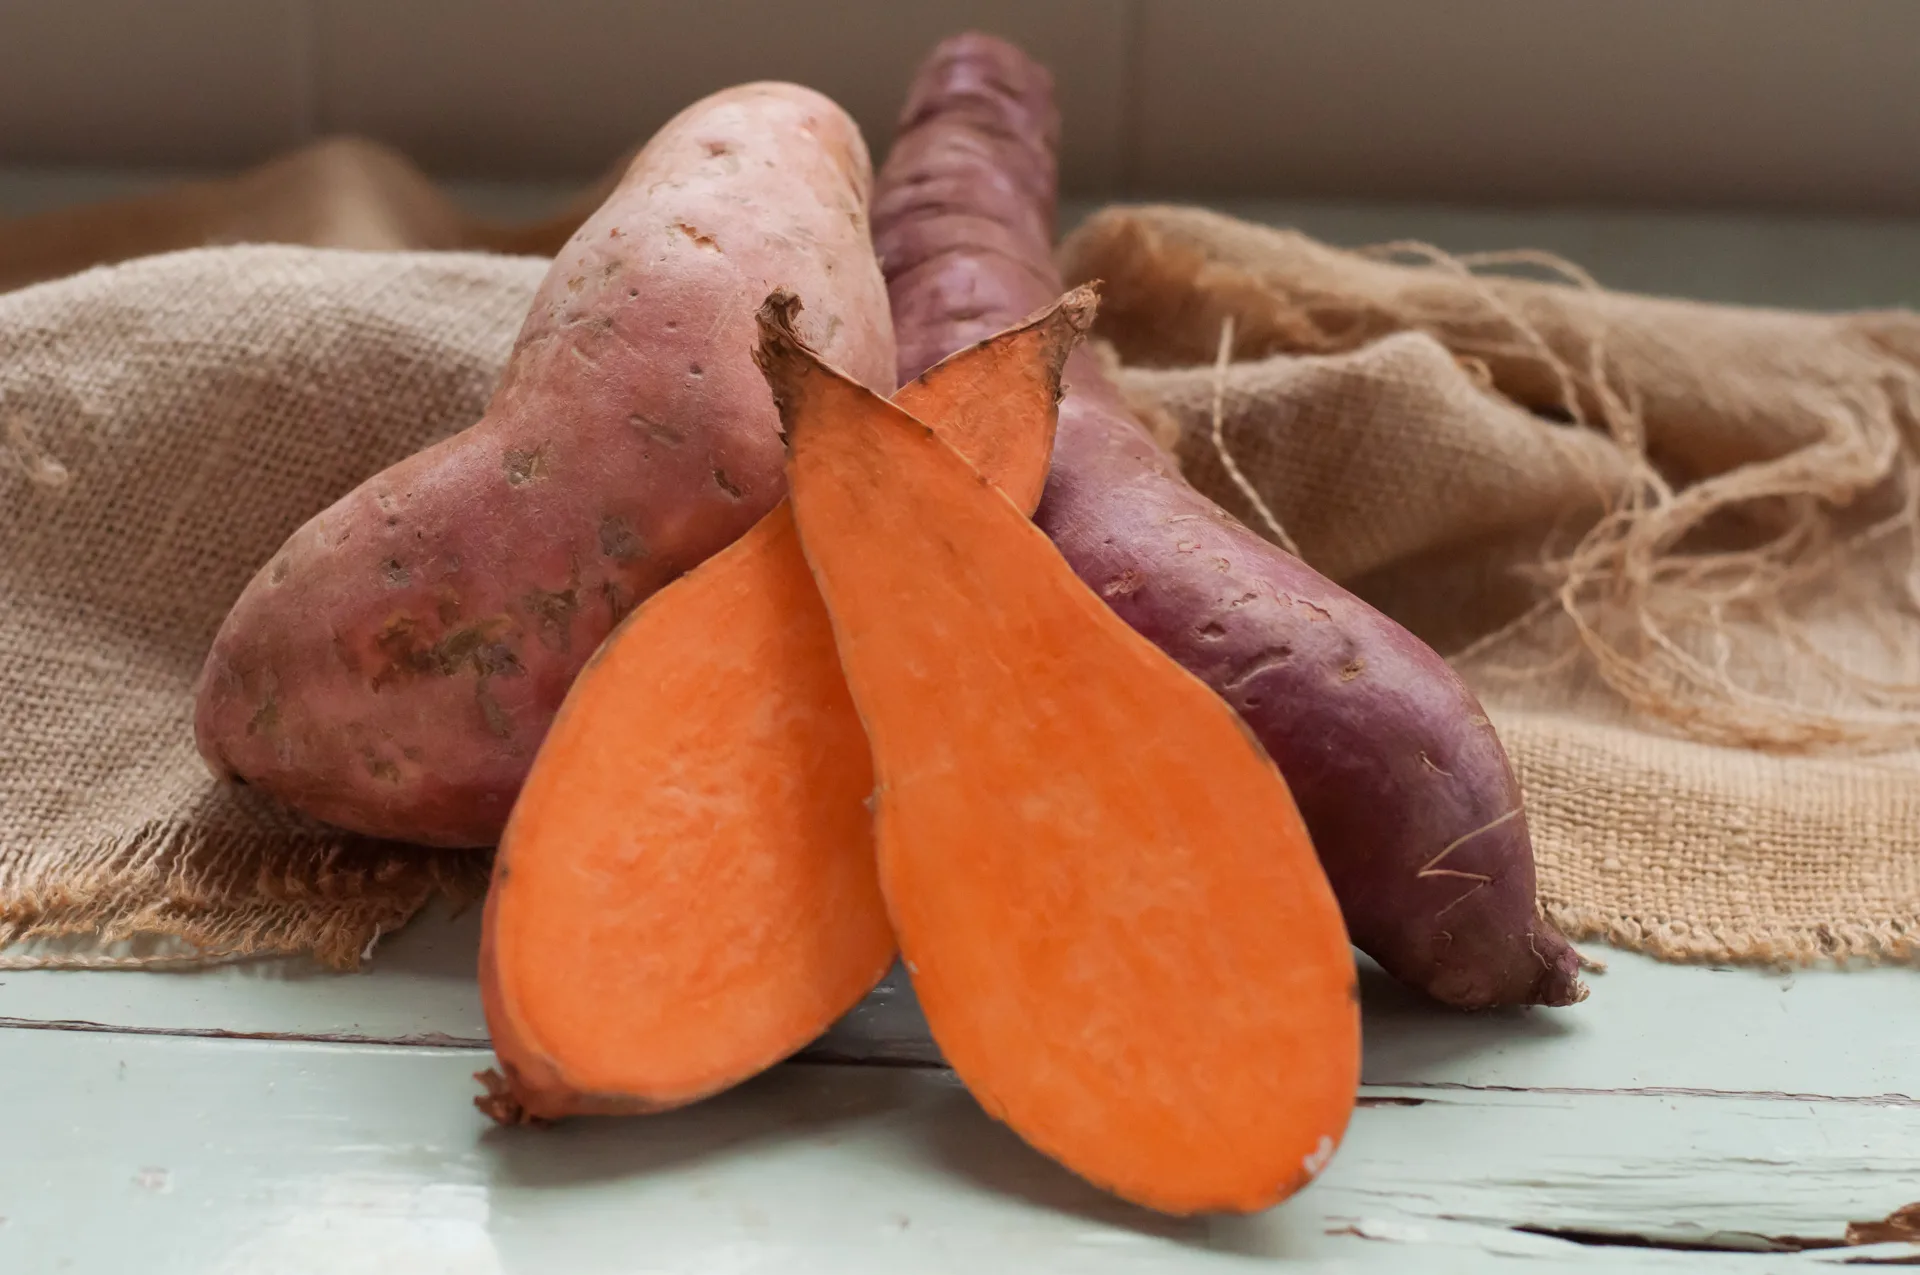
[363,751,402,783]
[382,557,411,588]
[435,590,462,626]
[504,443,552,486]
[476,685,514,739]
[702,140,734,158]
[246,694,279,737]
[470,639,521,680]
[631,414,684,446]
[673,221,719,250]
[521,571,582,653]
[330,631,361,675]
[712,467,743,499]
[600,579,633,626]
[371,614,523,689]
[598,515,646,562]
[1340,658,1366,682]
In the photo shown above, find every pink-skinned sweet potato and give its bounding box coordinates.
[874,33,1585,1009]
[194,82,895,847]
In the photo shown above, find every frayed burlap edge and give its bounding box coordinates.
[0,823,490,970]
[1545,903,1918,969]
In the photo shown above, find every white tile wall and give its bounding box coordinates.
[1,0,1916,213]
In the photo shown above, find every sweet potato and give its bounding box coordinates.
[875,34,1585,1009]
[766,303,1359,1216]
[192,82,894,847]
[475,290,1092,1123]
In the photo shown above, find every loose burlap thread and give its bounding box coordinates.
[1063,205,1920,966]
[2,213,1916,971]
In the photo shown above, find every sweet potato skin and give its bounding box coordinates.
[877,34,1583,1008]
[193,82,894,847]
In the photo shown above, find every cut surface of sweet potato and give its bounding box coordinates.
[477,289,1093,1123]
[765,306,1361,1216]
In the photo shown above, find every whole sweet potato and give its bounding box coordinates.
[194,82,895,847]
[876,34,1584,1009]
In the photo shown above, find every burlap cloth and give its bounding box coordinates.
[1,247,543,967]
[3,209,1916,971]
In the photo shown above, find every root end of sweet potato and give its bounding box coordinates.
[473,1068,548,1128]
[1533,941,1592,1008]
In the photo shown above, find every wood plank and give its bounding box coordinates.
[5,905,1915,1103]
[1,1028,1912,1273]
[0,902,493,1046]
[1356,955,1919,1101]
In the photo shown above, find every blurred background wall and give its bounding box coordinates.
[1,0,1916,214]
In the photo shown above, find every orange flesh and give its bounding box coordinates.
[479,290,1093,1120]
[773,331,1362,1215]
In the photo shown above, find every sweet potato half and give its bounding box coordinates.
[767,301,1359,1217]
[477,290,1092,1123]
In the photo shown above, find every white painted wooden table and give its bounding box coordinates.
[2,182,1916,1272]
[2,907,1916,1273]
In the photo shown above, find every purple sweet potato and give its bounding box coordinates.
[874,33,1585,1009]
[195,82,895,847]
